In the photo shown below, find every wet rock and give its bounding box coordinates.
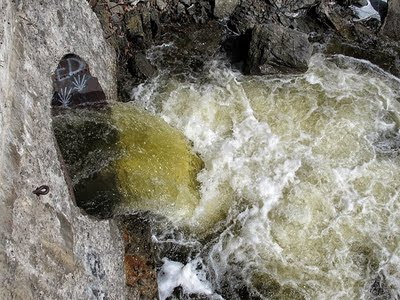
[325,38,400,77]
[125,11,145,44]
[245,23,313,75]
[228,0,324,35]
[381,0,400,41]
[318,0,400,78]
[214,0,240,19]
[129,52,157,79]
[116,214,158,300]
[52,108,122,219]
[53,104,203,221]
[319,0,357,40]
[152,21,223,74]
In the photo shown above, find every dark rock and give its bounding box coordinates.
[187,4,197,15]
[152,21,223,74]
[245,23,313,75]
[228,0,324,35]
[150,10,161,37]
[273,0,321,13]
[324,37,400,77]
[129,52,157,79]
[125,12,144,43]
[319,0,357,40]
[351,0,368,7]
[316,0,400,78]
[370,0,388,20]
[229,0,278,34]
[116,214,159,300]
[381,0,400,40]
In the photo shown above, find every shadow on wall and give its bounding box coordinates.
[51,54,121,219]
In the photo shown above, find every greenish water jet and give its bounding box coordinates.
[52,104,203,220]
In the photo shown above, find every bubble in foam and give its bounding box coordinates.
[158,258,222,300]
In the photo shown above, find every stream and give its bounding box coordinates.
[130,52,400,299]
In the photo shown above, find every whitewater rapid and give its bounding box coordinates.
[132,54,400,299]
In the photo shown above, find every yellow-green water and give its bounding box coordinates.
[112,104,203,221]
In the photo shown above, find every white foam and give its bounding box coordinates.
[158,258,221,300]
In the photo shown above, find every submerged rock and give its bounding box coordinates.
[245,23,313,75]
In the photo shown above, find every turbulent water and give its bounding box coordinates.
[130,53,400,299]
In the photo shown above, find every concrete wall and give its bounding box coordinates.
[0,0,124,299]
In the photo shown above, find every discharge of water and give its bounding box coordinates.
[130,54,400,299]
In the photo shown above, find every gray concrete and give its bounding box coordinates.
[0,0,125,299]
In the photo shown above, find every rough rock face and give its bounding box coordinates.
[245,24,313,75]
[272,0,320,13]
[214,0,240,18]
[117,215,159,300]
[381,0,400,40]
[228,0,323,34]
[0,0,126,299]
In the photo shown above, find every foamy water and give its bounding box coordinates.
[132,54,400,299]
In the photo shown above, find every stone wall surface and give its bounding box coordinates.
[0,0,125,299]
[381,0,400,40]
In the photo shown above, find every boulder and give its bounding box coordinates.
[214,0,240,18]
[0,0,126,299]
[319,0,357,40]
[381,0,400,40]
[245,23,313,75]
[130,52,157,79]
